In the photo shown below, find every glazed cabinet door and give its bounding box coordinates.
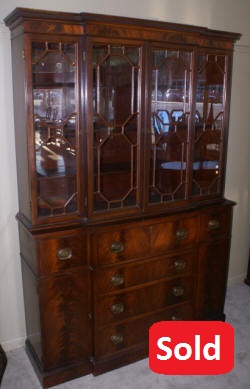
[192,51,230,198]
[29,37,81,223]
[88,42,142,217]
[146,46,193,208]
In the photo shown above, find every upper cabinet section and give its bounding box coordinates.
[5,8,240,226]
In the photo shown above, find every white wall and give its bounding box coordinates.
[0,0,250,351]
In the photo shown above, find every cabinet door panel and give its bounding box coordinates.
[31,39,80,221]
[148,48,192,205]
[91,44,142,214]
[39,269,91,370]
[192,53,228,197]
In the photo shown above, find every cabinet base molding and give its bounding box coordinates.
[26,341,92,389]
[92,343,148,376]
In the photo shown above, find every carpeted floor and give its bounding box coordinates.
[2,283,250,389]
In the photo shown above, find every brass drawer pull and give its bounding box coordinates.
[57,247,72,261]
[110,274,125,287]
[110,241,124,253]
[208,219,220,231]
[172,286,184,297]
[111,302,125,315]
[171,314,182,321]
[174,259,186,271]
[110,334,124,345]
[176,228,188,240]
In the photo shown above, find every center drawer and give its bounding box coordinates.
[95,276,194,327]
[91,213,198,267]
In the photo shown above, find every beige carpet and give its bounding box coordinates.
[2,283,250,389]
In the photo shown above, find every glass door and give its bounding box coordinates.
[91,44,141,213]
[148,48,192,205]
[31,40,79,219]
[192,53,227,197]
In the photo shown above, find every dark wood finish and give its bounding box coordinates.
[5,8,240,388]
[244,249,250,286]
[0,345,7,385]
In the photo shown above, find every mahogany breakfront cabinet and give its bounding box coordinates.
[5,8,240,388]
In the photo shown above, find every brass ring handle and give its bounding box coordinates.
[208,219,220,231]
[174,259,186,271]
[110,274,125,286]
[175,228,188,240]
[57,247,72,261]
[110,241,124,253]
[110,334,124,345]
[172,286,184,297]
[111,302,125,315]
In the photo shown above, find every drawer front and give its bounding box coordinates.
[91,226,150,266]
[95,303,193,357]
[151,215,198,255]
[95,250,196,294]
[95,276,194,326]
[37,229,87,275]
[200,206,232,241]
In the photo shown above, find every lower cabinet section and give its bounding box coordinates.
[19,202,234,387]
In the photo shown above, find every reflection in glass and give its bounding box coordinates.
[92,44,140,211]
[192,54,226,196]
[149,49,192,204]
[32,41,78,217]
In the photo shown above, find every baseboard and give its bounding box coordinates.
[227,273,246,286]
[1,337,25,352]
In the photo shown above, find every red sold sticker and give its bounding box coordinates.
[149,321,234,375]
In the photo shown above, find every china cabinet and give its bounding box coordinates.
[5,8,240,388]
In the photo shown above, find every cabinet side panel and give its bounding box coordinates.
[21,259,42,361]
[11,34,31,220]
[39,269,92,371]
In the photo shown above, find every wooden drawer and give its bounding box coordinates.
[37,229,87,275]
[151,215,198,255]
[95,303,193,357]
[200,205,232,241]
[91,225,150,266]
[95,276,194,327]
[95,250,196,294]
